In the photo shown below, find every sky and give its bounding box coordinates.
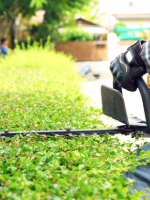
[98,0,150,14]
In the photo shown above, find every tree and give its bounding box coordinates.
[0,0,97,47]
[29,0,99,41]
[0,0,44,48]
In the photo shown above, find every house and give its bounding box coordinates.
[76,15,108,40]
[58,15,108,40]
[56,16,108,61]
[98,0,150,16]
[113,13,150,28]
[98,0,150,26]
[98,0,150,40]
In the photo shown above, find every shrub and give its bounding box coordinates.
[0,134,149,199]
[61,28,93,42]
[0,41,103,131]
[0,43,149,199]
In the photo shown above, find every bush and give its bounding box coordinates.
[0,44,149,199]
[28,23,61,42]
[61,28,93,42]
[0,134,149,200]
[16,36,54,50]
[17,39,54,49]
[0,41,103,131]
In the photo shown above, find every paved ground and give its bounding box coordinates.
[75,61,150,143]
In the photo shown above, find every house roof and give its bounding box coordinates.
[75,14,102,27]
[113,13,150,20]
[76,17,100,27]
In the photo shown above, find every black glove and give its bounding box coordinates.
[110,40,147,92]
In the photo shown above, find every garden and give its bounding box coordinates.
[0,41,149,199]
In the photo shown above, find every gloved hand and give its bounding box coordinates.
[110,40,147,91]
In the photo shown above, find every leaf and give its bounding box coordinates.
[2,165,8,174]
[30,0,47,8]
[78,164,84,171]
[5,138,10,142]
[0,42,147,200]
[146,150,150,156]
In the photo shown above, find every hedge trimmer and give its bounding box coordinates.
[1,77,150,139]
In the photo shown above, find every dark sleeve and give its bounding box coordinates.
[140,40,150,74]
[123,142,150,198]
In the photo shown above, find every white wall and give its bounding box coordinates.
[120,19,150,28]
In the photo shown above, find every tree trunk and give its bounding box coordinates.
[4,20,12,38]
[0,20,4,43]
[10,20,15,49]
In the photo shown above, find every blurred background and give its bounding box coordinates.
[1,0,150,123]
[1,0,150,61]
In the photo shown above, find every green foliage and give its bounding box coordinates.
[0,40,102,131]
[0,134,149,199]
[0,0,34,20]
[62,0,99,27]
[75,0,99,21]
[0,0,96,43]
[29,24,50,41]
[29,0,96,41]
[0,0,37,48]
[30,0,47,9]
[43,0,95,26]
[0,43,149,199]
[114,22,126,28]
[29,23,61,42]
[61,28,93,42]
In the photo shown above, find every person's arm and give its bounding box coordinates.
[110,40,147,92]
[140,40,150,74]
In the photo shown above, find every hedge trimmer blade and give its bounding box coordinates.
[1,77,150,139]
[0,126,139,138]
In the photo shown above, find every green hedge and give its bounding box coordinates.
[61,28,93,42]
[0,42,104,131]
[0,44,149,199]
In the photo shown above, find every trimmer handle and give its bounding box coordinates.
[113,79,122,94]
[136,77,150,130]
[113,77,150,130]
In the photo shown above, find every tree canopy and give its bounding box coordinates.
[0,0,98,46]
[30,0,98,41]
[0,0,37,47]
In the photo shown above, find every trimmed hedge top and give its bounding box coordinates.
[0,44,149,199]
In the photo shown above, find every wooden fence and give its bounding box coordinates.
[55,40,138,61]
[55,41,108,61]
